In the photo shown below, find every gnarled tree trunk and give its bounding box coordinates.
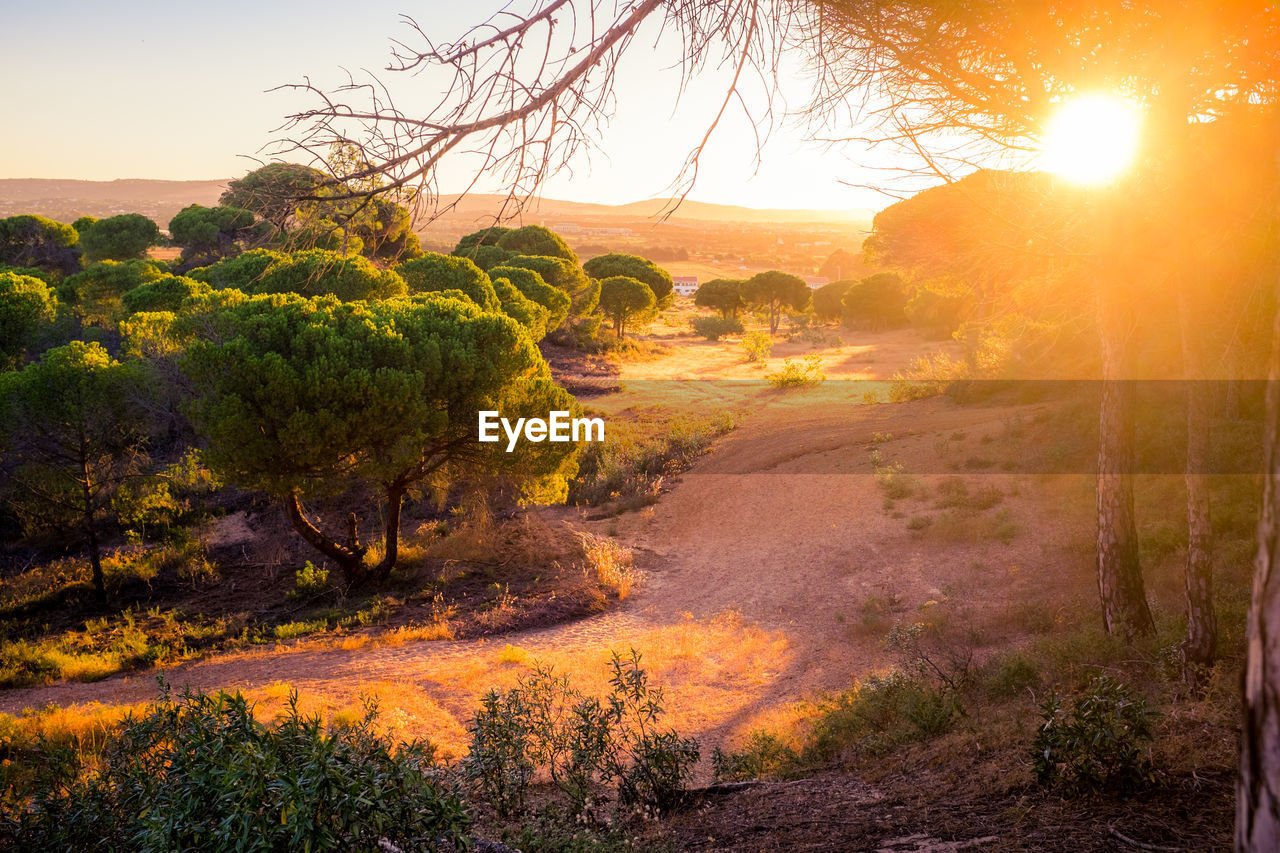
[285,494,370,585]
[1238,309,1280,850]
[1096,293,1154,639]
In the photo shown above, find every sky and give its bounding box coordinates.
[0,0,914,213]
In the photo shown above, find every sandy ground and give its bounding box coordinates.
[0,325,1086,761]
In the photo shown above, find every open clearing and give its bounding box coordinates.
[0,325,1082,761]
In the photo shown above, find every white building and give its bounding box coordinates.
[673,275,699,297]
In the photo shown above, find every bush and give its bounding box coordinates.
[691,314,744,341]
[2,685,470,851]
[1032,675,1156,795]
[766,354,825,388]
[465,650,699,820]
[805,670,959,760]
[711,731,798,782]
[740,330,773,362]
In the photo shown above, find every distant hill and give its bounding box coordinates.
[0,179,228,228]
[0,179,873,229]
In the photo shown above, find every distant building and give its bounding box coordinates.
[803,276,831,289]
[673,275,699,297]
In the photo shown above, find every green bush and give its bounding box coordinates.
[805,670,959,760]
[1032,675,1156,795]
[766,355,825,388]
[465,650,699,820]
[740,330,773,362]
[711,731,798,782]
[2,685,470,852]
[690,314,744,341]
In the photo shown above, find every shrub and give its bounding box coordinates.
[289,560,331,599]
[805,670,959,760]
[2,685,470,851]
[740,330,773,362]
[711,731,798,782]
[691,314,744,341]
[1032,675,1156,795]
[465,650,698,820]
[766,354,826,388]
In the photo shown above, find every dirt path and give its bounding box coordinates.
[0,331,1080,758]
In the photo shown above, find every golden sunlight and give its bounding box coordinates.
[1040,94,1143,186]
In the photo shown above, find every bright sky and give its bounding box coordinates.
[1,0,899,213]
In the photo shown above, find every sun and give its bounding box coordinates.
[1040,94,1143,187]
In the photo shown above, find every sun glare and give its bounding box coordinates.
[1041,94,1143,187]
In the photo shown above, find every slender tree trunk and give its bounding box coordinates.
[284,493,369,584]
[78,448,107,603]
[1096,294,1155,639]
[370,484,406,583]
[1238,305,1280,850]
[1178,291,1217,685]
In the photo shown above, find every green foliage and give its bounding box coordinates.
[806,670,959,760]
[1032,676,1156,795]
[60,259,167,323]
[765,354,825,388]
[220,163,326,233]
[812,279,856,321]
[491,264,571,331]
[454,225,511,254]
[584,253,674,306]
[505,254,599,316]
[492,275,551,339]
[188,247,287,290]
[120,274,211,315]
[78,213,161,261]
[289,561,331,599]
[168,204,266,265]
[711,731,798,782]
[0,272,58,369]
[739,329,773,362]
[249,249,407,301]
[0,342,153,599]
[396,252,500,310]
[693,278,745,318]
[72,215,98,234]
[0,214,80,275]
[496,224,577,263]
[598,275,656,339]
[569,410,737,510]
[741,270,810,334]
[690,314,743,340]
[352,196,423,263]
[182,292,577,582]
[842,272,909,330]
[2,686,470,851]
[465,650,699,820]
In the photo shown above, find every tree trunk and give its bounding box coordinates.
[1238,307,1280,850]
[284,494,369,584]
[78,448,107,603]
[1096,296,1154,639]
[369,483,406,583]
[1178,292,1216,685]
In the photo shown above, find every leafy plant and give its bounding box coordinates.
[739,330,773,362]
[464,650,698,821]
[2,683,470,852]
[691,314,744,341]
[1032,675,1156,795]
[289,560,331,599]
[765,354,826,388]
[711,731,798,782]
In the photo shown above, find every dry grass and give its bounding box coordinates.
[579,532,637,599]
